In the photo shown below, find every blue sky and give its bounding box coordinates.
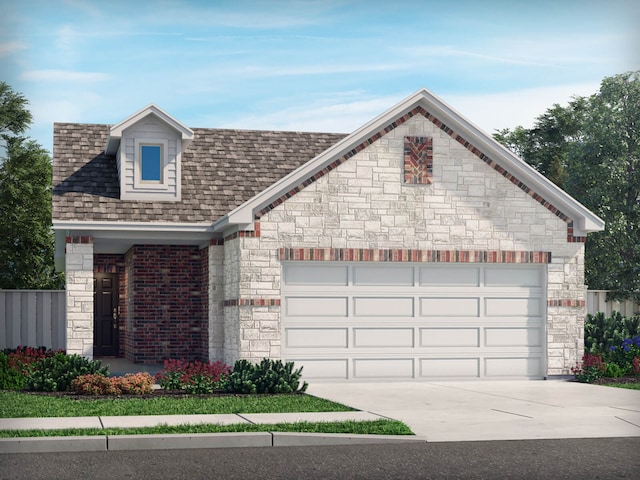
[1,0,639,154]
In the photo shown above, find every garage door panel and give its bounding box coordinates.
[420,358,480,378]
[353,358,414,379]
[421,297,479,317]
[353,328,414,347]
[484,357,542,377]
[485,327,542,347]
[284,265,348,285]
[286,328,348,348]
[286,359,349,380]
[286,297,347,317]
[485,297,540,316]
[353,297,414,317]
[420,267,480,286]
[485,267,542,287]
[353,266,414,286]
[420,328,480,347]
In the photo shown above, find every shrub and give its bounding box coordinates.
[71,373,154,395]
[571,353,606,383]
[585,312,640,355]
[225,358,308,394]
[25,353,108,392]
[606,336,640,376]
[0,352,25,390]
[155,359,230,394]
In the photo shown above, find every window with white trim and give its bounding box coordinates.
[134,138,169,189]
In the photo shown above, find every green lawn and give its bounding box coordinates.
[0,419,413,438]
[0,391,354,418]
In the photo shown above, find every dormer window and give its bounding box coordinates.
[134,138,169,189]
[140,143,163,183]
[105,104,194,201]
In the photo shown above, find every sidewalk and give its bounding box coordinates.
[0,411,423,454]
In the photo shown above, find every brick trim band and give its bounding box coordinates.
[224,222,261,242]
[223,298,281,307]
[548,299,585,307]
[278,248,551,263]
[66,236,93,244]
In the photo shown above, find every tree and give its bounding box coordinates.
[0,83,62,289]
[494,72,640,301]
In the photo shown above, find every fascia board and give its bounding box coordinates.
[53,220,214,234]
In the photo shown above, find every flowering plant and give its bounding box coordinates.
[571,353,606,383]
[7,346,62,376]
[155,359,230,394]
[607,336,640,376]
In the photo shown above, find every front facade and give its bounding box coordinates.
[53,90,604,380]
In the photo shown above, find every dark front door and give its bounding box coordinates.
[94,273,119,356]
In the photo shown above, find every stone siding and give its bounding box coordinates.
[228,115,586,375]
[65,237,94,358]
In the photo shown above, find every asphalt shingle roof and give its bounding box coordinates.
[53,123,346,223]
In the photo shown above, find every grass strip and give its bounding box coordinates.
[0,420,413,438]
[0,391,354,418]
[604,383,640,390]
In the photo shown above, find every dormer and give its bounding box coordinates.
[105,105,194,201]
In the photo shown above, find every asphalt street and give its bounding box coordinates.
[1,437,639,480]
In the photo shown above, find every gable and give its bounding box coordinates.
[218,90,604,239]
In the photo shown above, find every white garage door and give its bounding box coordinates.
[281,263,546,380]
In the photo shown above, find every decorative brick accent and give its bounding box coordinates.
[224,298,281,307]
[278,248,551,264]
[566,223,586,243]
[66,235,93,244]
[224,222,261,242]
[210,238,225,245]
[548,299,585,307]
[404,136,433,184]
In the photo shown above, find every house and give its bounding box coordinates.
[52,89,604,381]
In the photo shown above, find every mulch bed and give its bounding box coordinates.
[591,376,640,385]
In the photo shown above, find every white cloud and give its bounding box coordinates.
[21,70,110,82]
[443,83,601,133]
[0,42,27,57]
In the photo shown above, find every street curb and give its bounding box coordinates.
[0,432,424,454]
[0,436,107,454]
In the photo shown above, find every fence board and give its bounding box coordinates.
[0,290,66,350]
[586,290,640,317]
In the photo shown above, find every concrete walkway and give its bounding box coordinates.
[307,380,640,442]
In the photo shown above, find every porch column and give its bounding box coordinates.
[65,236,94,359]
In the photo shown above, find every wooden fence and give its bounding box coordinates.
[0,290,65,351]
[585,290,640,317]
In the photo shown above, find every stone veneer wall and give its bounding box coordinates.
[227,114,586,375]
[65,237,94,358]
[124,245,208,363]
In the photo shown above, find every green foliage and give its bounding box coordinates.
[225,358,308,394]
[494,71,640,300]
[585,312,640,354]
[25,353,108,392]
[0,81,32,141]
[0,83,63,289]
[604,362,625,378]
[0,352,25,390]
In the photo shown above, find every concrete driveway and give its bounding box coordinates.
[307,380,640,442]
